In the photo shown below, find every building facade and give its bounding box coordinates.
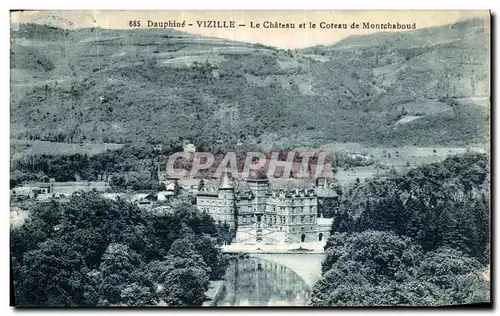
[196,173,334,244]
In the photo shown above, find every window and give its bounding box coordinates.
[301,216,304,223]
[292,216,296,223]
[301,227,305,231]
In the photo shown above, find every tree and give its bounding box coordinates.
[167,237,210,274]
[161,267,209,306]
[321,231,423,277]
[62,228,108,269]
[17,239,97,306]
[11,189,228,307]
[98,244,140,305]
[312,232,489,306]
[313,154,491,307]
[110,175,126,190]
[193,234,226,279]
[120,283,158,306]
[336,153,490,262]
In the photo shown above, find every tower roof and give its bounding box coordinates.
[220,172,234,189]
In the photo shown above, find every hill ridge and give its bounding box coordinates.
[10,17,489,151]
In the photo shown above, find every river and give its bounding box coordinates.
[214,257,311,306]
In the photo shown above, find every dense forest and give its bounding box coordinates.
[310,153,490,306]
[11,192,230,306]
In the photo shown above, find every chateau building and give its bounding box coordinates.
[196,173,333,244]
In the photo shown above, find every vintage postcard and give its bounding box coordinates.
[10,10,490,307]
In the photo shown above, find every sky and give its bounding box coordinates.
[10,10,489,49]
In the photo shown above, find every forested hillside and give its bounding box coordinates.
[310,153,490,306]
[11,17,489,149]
[11,192,231,306]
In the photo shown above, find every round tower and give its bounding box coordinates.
[218,172,237,231]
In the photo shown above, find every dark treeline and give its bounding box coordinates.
[10,144,182,190]
[310,153,490,306]
[11,191,230,306]
[11,144,335,190]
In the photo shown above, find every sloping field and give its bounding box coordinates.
[400,99,452,115]
[395,115,423,125]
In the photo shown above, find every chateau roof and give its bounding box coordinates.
[197,192,219,197]
[220,172,234,189]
